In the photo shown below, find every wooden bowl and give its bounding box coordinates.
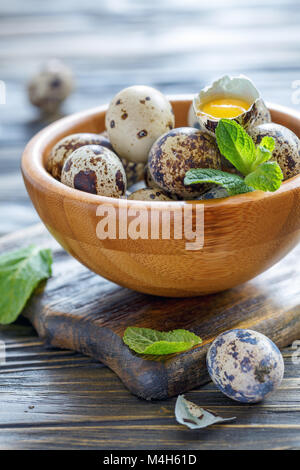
[21,96,300,297]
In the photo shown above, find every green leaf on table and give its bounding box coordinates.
[244,161,283,192]
[215,118,256,175]
[123,327,202,355]
[0,245,53,325]
[175,395,236,430]
[184,168,253,196]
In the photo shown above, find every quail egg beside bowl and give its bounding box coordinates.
[148,127,222,199]
[248,122,300,180]
[61,144,126,198]
[193,75,271,134]
[47,133,113,180]
[207,329,284,403]
[105,85,175,164]
[28,59,74,114]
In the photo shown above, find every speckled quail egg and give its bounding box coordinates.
[61,145,126,198]
[207,329,284,403]
[197,186,229,200]
[121,159,145,187]
[248,122,300,180]
[105,85,175,164]
[128,188,172,201]
[28,59,74,114]
[144,164,160,189]
[193,75,271,134]
[47,133,113,180]
[148,127,222,199]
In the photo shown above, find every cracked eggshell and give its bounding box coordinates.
[187,102,200,128]
[105,86,175,164]
[48,133,113,180]
[148,127,222,199]
[193,75,271,134]
[128,188,173,201]
[61,145,126,198]
[248,122,300,180]
[207,329,284,403]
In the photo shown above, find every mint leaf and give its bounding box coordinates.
[260,136,275,152]
[123,327,202,355]
[175,395,236,430]
[215,119,256,175]
[0,245,53,324]
[184,168,253,196]
[245,161,283,192]
[251,136,275,169]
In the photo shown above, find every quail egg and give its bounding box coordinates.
[193,75,271,134]
[105,85,175,164]
[144,164,160,189]
[28,59,74,114]
[61,145,126,198]
[197,187,229,200]
[248,122,300,180]
[207,329,284,403]
[128,188,172,201]
[47,133,113,180]
[121,159,145,187]
[148,127,222,199]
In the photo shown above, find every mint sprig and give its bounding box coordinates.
[0,245,53,325]
[245,161,283,192]
[215,119,256,175]
[184,169,253,196]
[123,327,202,355]
[185,119,283,195]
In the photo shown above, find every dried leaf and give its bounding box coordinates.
[175,395,236,430]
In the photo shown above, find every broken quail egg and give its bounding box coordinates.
[28,59,74,114]
[193,75,271,134]
[105,85,175,164]
[248,122,300,180]
[128,188,172,201]
[47,133,113,180]
[207,329,284,403]
[148,127,222,199]
[187,102,200,128]
[61,145,126,198]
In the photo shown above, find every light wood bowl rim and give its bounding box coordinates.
[21,95,300,210]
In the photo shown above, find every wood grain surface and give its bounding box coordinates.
[1,0,300,450]
[0,223,300,449]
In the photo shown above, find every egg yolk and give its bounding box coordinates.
[200,97,251,118]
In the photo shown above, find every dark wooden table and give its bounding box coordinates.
[1,0,300,450]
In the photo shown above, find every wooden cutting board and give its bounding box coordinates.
[1,223,300,400]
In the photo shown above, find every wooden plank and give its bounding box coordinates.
[0,224,299,400]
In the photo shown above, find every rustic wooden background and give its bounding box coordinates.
[1,0,300,450]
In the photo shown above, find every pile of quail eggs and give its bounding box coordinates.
[47,76,300,201]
